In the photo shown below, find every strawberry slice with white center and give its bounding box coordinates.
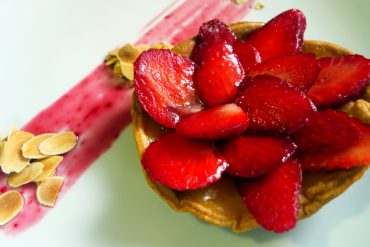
[134,49,202,128]
[218,135,296,177]
[196,41,245,107]
[291,109,360,152]
[236,75,317,134]
[308,55,370,107]
[176,103,249,140]
[248,54,320,92]
[299,117,370,171]
[237,159,302,233]
[141,132,228,191]
[244,9,306,62]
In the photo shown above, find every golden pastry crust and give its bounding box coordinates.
[132,22,369,232]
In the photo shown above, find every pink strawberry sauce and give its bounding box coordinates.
[137,0,255,45]
[1,0,255,235]
[1,64,133,234]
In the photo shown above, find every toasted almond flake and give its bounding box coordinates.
[147,42,173,50]
[8,162,45,187]
[0,128,33,174]
[105,56,118,66]
[36,176,64,207]
[232,0,248,5]
[39,132,78,156]
[119,61,134,81]
[117,43,142,64]
[21,133,56,159]
[0,190,24,225]
[0,141,5,159]
[254,1,264,10]
[34,156,63,182]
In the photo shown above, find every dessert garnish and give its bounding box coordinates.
[1,0,255,234]
[0,128,77,225]
[132,9,370,233]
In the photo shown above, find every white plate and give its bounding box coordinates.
[0,0,369,246]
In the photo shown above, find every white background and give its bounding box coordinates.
[0,0,369,246]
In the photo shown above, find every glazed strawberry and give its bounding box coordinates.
[196,42,245,106]
[233,39,261,73]
[308,55,370,107]
[218,135,296,177]
[192,19,237,65]
[248,54,320,92]
[236,75,316,134]
[134,49,202,128]
[299,118,370,171]
[237,159,302,233]
[176,103,249,140]
[141,132,228,190]
[245,9,306,62]
[291,110,360,152]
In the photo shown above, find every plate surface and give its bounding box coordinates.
[0,0,369,246]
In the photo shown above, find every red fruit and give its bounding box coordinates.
[196,42,245,106]
[299,118,370,171]
[141,132,228,190]
[291,110,360,152]
[134,49,202,128]
[248,54,320,92]
[233,39,261,72]
[245,9,306,62]
[237,159,302,233]
[218,135,296,177]
[236,75,316,134]
[176,103,249,140]
[308,55,370,107]
[192,19,237,64]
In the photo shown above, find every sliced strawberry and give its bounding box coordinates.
[245,9,306,62]
[176,103,249,140]
[291,109,360,152]
[196,42,245,106]
[236,75,316,134]
[233,39,261,73]
[248,54,320,92]
[308,55,370,107]
[218,135,296,177]
[191,19,237,65]
[141,132,228,190]
[237,159,302,233]
[299,118,370,171]
[134,49,202,128]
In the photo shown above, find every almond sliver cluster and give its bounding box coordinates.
[0,128,77,226]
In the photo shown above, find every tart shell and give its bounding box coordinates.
[132,22,368,232]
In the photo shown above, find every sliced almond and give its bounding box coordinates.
[36,176,64,207]
[0,190,24,225]
[0,128,33,174]
[21,133,56,159]
[39,132,77,156]
[34,156,63,182]
[119,61,134,81]
[8,162,45,187]
[254,1,265,10]
[232,0,248,5]
[0,140,5,159]
[117,43,142,64]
